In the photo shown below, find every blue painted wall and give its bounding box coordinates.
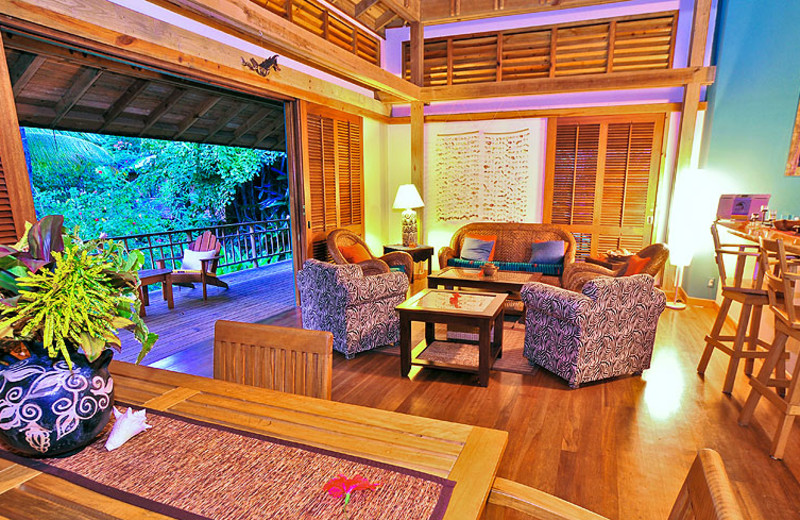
[686,0,800,298]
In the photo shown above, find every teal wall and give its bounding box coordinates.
[686,0,800,298]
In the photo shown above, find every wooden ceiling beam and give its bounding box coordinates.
[355,0,380,18]
[252,117,286,148]
[204,104,247,142]
[0,0,391,120]
[422,0,626,25]
[153,0,419,101]
[419,67,716,103]
[139,88,186,135]
[231,107,272,144]
[51,68,102,126]
[380,0,420,22]
[99,78,149,133]
[173,95,221,140]
[9,52,46,98]
[374,10,398,31]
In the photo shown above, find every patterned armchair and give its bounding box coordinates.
[520,274,666,388]
[297,259,409,359]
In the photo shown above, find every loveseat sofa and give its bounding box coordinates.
[438,222,576,287]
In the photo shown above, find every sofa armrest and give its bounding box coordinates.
[341,271,409,304]
[521,281,592,323]
[379,251,413,281]
[563,261,619,292]
[438,247,456,270]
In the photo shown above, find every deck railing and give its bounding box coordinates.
[109,219,292,273]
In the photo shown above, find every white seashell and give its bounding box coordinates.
[104,407,152,451]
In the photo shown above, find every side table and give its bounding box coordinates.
[138,268,174,317]
[383,244,434,281]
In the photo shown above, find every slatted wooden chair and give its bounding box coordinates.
[697,222,773,394]
[213,320,333,400]
[739,237,800,459]
[489,449,744,520]
[159,230,229,300]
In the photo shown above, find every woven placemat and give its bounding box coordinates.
[0,404,454,520]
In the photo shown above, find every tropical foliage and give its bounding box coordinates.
[24,129,287,238]
[0,216,156,367]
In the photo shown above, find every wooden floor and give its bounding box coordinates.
[126,273,800,519]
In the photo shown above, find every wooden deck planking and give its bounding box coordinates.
[117,260,297,370]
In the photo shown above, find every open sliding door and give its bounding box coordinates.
[544,114,665,260]
[298,101,364,262]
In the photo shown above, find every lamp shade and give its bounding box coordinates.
[392,184,424,209]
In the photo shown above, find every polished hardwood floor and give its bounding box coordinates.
[133,274,800,519]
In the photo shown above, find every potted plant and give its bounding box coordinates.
[0,215,157,456]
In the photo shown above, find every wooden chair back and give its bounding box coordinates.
[759,237,800,328]
[710,223,762,291]
[327,228,375,265]
[190,231,222,273]
[213,320,333,400]
[489,449,743,520]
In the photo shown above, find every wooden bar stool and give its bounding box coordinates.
[739,237,799,459]
[697,223,773,394]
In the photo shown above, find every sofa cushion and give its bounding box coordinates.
[622,254,649,276]
[529,240,566,264]
[339,243,371,263]
[461,235,496,262]
[448,258,564,276]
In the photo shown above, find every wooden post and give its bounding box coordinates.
[410,100,425,242]
[410,22,424,87]
[0,33,36,240]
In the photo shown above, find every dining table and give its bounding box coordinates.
[717,219,800,250]
[0,361,508,520]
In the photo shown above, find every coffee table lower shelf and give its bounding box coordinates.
[409,338,503,376]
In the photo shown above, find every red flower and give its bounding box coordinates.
[449,291,461,308]
[323,474,380,512]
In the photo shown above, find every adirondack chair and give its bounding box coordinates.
[157,231,229,300]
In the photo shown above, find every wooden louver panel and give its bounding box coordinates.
[403,12,676,86]
[302,103,364,261]
[0,156,17,243]
[545,115,664,260]
[253,0,380,66]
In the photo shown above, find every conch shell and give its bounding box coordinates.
[104,407,152,451]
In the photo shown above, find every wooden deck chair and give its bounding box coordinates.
[213,320,333,400]
[160,230,229,300]
[489,449,744,520]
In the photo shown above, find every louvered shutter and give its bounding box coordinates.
[544,115,664,259]
[0,156,18,243]
[302,103,364,261]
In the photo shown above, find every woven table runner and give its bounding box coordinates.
[0,403,454,520]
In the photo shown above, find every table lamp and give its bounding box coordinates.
[393,184,424,247]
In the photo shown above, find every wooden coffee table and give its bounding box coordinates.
[428,267,542,314]
[396,289,507,387]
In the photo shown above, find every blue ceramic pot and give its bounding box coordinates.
[0,345,114,457]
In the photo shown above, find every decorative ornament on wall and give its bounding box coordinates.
[433,128,530,222]
[241,55,281,77]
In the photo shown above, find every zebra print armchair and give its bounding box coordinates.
[297,259,409,359]
[520,274,666,388]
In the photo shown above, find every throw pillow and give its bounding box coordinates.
[339,243,371,263]
[180,248,217,271]
[529,240,565,264]
[462,234,497,261]
[460,236,496,262]
[623,254,650,275]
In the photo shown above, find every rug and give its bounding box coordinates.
[0,404,454,520]
[377,319,536,375]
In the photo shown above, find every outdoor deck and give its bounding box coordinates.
[117,260,297,374]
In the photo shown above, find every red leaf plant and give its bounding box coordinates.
[323,474,380,512]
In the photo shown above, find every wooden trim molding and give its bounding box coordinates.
[785,93,800,176]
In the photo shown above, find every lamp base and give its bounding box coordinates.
[401,209,418,247]
[666,301,687,310]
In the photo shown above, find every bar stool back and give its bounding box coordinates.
[697,223,772,393]
[739,237,800,459]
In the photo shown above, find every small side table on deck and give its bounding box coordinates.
[383,244,434,281]
[138,268,174,317]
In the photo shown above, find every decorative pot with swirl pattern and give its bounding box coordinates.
[0,344,114,457]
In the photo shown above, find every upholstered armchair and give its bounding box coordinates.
[520,274,666,388]
[562,243,669,292]
[297,259,409,359]
[327,228,413,281]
